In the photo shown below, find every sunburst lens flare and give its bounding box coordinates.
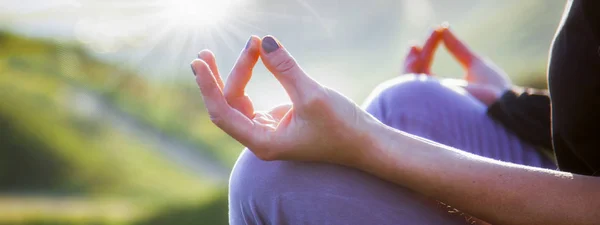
[159,0,247,29]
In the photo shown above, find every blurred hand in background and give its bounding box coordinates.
[402,27,444,75]
[442,28,513,105]
[402,25,513,106]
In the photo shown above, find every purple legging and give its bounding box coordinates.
[229,75,556,224]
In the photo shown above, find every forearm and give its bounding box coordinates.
[357,121,600,225]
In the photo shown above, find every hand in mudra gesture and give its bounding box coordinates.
[191,26,512,165]
[402,26,512,106]
[191,35,378,166]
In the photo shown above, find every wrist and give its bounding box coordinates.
[348,116,398,173]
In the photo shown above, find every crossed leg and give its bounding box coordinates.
[229,75,555,225]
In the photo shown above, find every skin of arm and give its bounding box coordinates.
[364,28,586,224]
[358,120,600,225]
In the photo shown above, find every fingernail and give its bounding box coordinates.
[190,64,196,76]
[262,36,279,53]
[245,37,252,50]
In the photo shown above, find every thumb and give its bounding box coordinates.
[442,28,479,69]
[268,103,293,122]
[259,36,320,104]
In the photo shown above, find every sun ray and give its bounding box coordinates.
[165,26,191,75]
[213,24,238,53]
[236,9,307,22]
[229,17,270,34]
[293,0,333,38]
[125,22,178,64]
[7,0,339,81]
[221,22,250,43]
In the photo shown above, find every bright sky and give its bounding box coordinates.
[0,0,563,110]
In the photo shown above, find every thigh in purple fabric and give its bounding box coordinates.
[229,149,471,225]
[363,75,555,169]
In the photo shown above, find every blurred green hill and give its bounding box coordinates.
[0,32,229,224]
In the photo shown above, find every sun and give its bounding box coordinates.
[158,0,245,28]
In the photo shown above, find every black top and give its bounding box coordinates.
[488,0,600,176]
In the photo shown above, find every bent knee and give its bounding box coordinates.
[364,75,484,125]
[365,75,473,110]
[229,148,467,225]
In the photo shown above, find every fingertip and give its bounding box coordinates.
[430,25,444,35]
[441,26,459,42]
[197,50,218,72]
[436,28,444,37]
[245,35,261,53]
[250,35,261,43]
[408,45,421,55]
[190,58,205,67]
[408,39,420,47]
[197,49,215,60]
[261,35,276,40]
[440,21,450,29]
[191,59,224,97]
[190,59,210,74]
[425,27,443,44]
[261,35,281,54]
[436,23,450,37]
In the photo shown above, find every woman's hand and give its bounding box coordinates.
[400,25,511,106]
[441,28,512,105]
[403,27,444,75]
[191,35,378,166]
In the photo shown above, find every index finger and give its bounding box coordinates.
[442,28,478,68]
[420,28,443,70]
[224,35,260,99]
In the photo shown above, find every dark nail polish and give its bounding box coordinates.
[190,64,196,76]
[245,37,252,50]
[262,36,279,53]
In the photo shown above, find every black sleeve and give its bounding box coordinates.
[487,88,552,150]
[546,0,600,176]
[582,0,600,43]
